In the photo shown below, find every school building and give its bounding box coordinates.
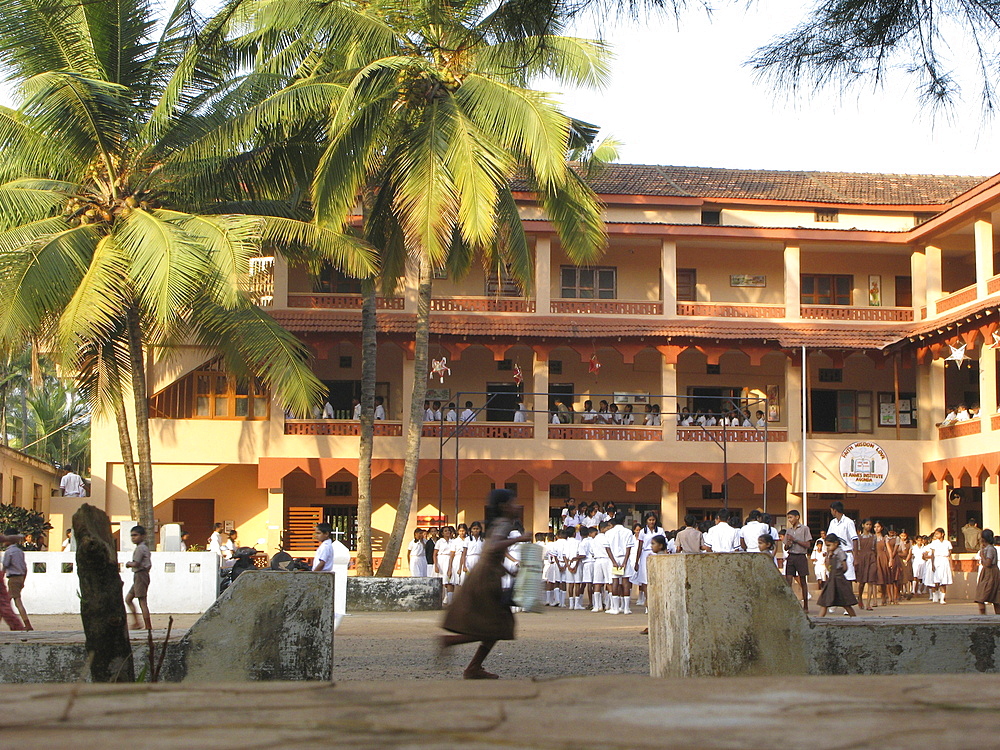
[85,165,1000,566]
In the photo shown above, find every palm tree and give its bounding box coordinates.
[0,0,377,529]
[222,0,610,573]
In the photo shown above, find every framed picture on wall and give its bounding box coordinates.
[869,275,882,306]
[766,384,780,422]
[426,388,450,401]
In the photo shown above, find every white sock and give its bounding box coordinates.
[545,590,552,604]
[605,591,612,608]
[613,596,622,611]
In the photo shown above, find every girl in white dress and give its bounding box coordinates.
[543,533,560,605]
[811,538,827,594]
[911,535,926,594]
[434,526,456,605]
[465,521,484,576]
[925,527,953,603]
[408,528,428,577]
[631,513,665,608]
[452,524,470,587]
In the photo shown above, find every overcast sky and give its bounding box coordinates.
[2,0,997,177]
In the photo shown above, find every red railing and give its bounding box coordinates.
[430,297,535,313]
[801,306,913,322]
[676,302,784,319]
[287,294,405,310]
[422,422,534,438]
[550,300,663,315]
[938,420,982,440]
[935,284,977,314]
[993,414,1000,432]
[548,425,662,441]
[989,275,1000,295]
[284,420,403,436]
[677,428,787,442]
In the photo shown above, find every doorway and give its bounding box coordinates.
[173,498,215,547]
[810,390,838,432]
[549,383,575,414]
[486,383,520,421]
[688,387,743,418]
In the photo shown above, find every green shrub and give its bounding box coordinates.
[0,504,53,548]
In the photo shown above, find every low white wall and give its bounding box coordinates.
[18,552,219,615]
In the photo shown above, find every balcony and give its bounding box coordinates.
[938,419,982,440]
[548,425,662,440]
[287,294,404,310]
[284,420,403,436]
[935,284,977,315]
[801,306,913,322]
[430,297,535,313]
[677,302,784,319]
[677,427,787,442]
[550,299,663,315]
[422,422,534,438]
[990,274,1000,295]
[994,414,1000,431]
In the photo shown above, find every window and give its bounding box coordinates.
[548,360,563,375]
[701,210,721,225]
[315,265,362,294]
[549,484,571,499]
[914,212,936,226]
[706,364,720,375]
[810,390,873,433]
[326,481,352,496]
[195,371,268,419]
[485,264,521,297]
[895,276,912,307]
[818,368,843,383]
[32,483,42,512]
[324,505,358,550]
[677,268,697,302]
[815,208,839,223]
[339,356,353,369]
[801,274,852,306]
[497,359,512,371]
[560,267,616,299]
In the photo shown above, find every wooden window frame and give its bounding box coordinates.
[193,371,269,420]
[677,268,697,302]
[560,266,617,299]
[811,389,873,434]
[801,274,853,306]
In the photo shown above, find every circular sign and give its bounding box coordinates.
[839,441,889,493]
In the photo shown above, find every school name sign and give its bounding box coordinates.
[839,441,889,493]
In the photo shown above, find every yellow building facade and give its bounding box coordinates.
[86,165,1000,566]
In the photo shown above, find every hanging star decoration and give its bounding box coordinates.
[944,343,967,364]
[429,357,451,383]
[513,363,523,386]
[588,353,601,374]
[991,331,1000,349]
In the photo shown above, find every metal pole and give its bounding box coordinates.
[454,392,460,526]
[801,346,808,528]
[763,399,768,514]
[722,418,729,510]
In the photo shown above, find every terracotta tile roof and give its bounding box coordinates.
[271,310,908,349]
[515,164,985,206]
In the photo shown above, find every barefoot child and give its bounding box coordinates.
[125,525,152,630]
[817,534,858,617]
[2,528,30,630]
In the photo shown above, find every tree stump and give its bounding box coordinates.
[73,504,134,682]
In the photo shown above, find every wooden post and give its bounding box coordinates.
[73,504,134,682]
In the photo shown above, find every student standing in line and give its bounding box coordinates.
[675,514,707,554]
[783,510,812,612]
[125,525,153,630]
[604,513,635,615]
[465,522,484,574]
[924,527,953,604]
[632,513,665,608]
[408,528,428,577]
[312,523,334,572]
[452,524,470,588]
[976,529,1000,615]
[827,501,859,586]
[435,526,456,605]
[811,538,828,593]
[704,509,741,553]
[895,530,913,599]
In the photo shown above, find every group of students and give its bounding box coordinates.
[677,406,766,428]
[407,523,489,605]
[551,399,662,426]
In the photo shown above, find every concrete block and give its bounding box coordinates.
[647,553,810,677]
[182,570,334,682]
[346,576,442,612]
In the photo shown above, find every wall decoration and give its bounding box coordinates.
[878,392,916,427]
[432,266,448,279]
[868,275,882,306]
[426,388,450,401]
[839,441,889,492]
[766,384,780,422]
[730,274,766,287]
[614,392,648,404]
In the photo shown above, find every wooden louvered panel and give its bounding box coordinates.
[285,507,324,552]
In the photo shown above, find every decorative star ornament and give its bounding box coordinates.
[588,353,601,374]
[991,331,1000,349]
[429,357,451,383]
[944,343,967,363]
[513,363,523,386]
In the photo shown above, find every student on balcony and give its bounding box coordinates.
[460,401,476,422]
[445,402,457,421]
[677,407,693,426]
[425,400,443,421]
[580,400,598,423]
[554,399,574,424]
[513,399,527,422]
[374,395,386,420]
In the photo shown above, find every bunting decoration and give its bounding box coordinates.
[588,353,601,374]
[513,363,523,386]
[944,343,967,364]
[430,357,451,383]
[991,331,1000,349]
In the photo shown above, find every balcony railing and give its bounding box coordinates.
[676,428,787,442]
[430,297,535,313]
[284,420,403,436]
[548,425,662,440]
[422,422,534,438]
[550,299,663,315]
[801,306,913,322]
[676,302,784,319]
[938,420,982,440]
[287,294,405,310]
[935,284,977,314]
[990,275,1000,295]
[994,414,1000,431]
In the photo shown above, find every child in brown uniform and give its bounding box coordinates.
[975,529,1000,615]
[125,525,152,630]
[817,534,858,617]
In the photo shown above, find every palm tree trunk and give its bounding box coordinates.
[377,256,432,576]
[126,307,154,532]
[354,280,377,577]
[0,380,8,446]
[113,390,141,523]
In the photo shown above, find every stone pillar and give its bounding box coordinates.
[984,479,1000,538]
[266,487,285,555]
[532,348,549,439]
[661,239,677,318]
[785,353,804,503]
[975,216,994,299]
[918,494,934,537]
[534,235,551,315]
[925,245,942,313]
[980,346,997,430]
[784,244,801,320]
[659,480,679,530]
[661,354,677,442]
[532,479,550,535]
[931,486,949,534]
[910,248,926,314]
[271,254,289,310]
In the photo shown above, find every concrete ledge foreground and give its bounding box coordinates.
[4,675,1000,748]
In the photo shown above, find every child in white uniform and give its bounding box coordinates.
[603,515,636,614]
[465,522,484,575]
[810,538,827,594]
[924,527,953,603]
[435,526,456,605]
[579,527,597,609]
[408,528,428,576]
[451,525,470,587]
[592,522,613,611]
[563,531,583,610]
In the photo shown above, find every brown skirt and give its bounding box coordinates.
[976,565,1000,604]
[817,575,858,608]
[442,542,515,642]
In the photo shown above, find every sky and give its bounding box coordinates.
[2,0,998,177]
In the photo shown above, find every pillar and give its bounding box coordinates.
[983,479,1000,539]
[271,254,289,310]
[785,352,805,503]
[931,486,949,535]
[532,348,549,437]
[661,354,677,441]
[660,480,679,530]
[925,245,942,313]
[266,487,285,556]
[403,260,418,313]
[534,235,551,315]
[401,357,415,425]
[532,479,551,535]
[918,494,934,537]
[661,239,677,318]
[980,346,997,429]
[783,244,800,320]
[916,358,946,438]
[975,216,994,299]
[910,248,926,314]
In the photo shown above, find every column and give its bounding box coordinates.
[266,487,285,556]
[785,353,805,506]
[910,248,926,314]
[783,244,801,320]
[916,358,946,438]
[931,486,949,535]
[403,260,418,313]
[532,348,549,438]
[532,479,551,535]
[975,216,994,299]
[980,346,997,430]
[534,235,551,315]
[659,480,679,530]
[661,238,677,318]
[925,245,942,312]
[401,357,415,425]
[983,479,1000,540]
[271,254,289,310]
[661,354,677,442]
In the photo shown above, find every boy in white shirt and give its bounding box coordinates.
[563,531,583,610]
[459,401,476,422]
[604,514,636,614]
[592,523,613,611]
[312,523,334,572]
[373,396,386,420]
[445,402,457,421]
[407,528,428,576]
